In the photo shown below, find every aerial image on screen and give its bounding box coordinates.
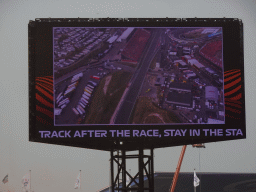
[53,27,224,125]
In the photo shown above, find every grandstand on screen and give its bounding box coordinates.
[116,28,135,43]
[98,172,256,192]
[121,29,151,64]
[199,40,223,69]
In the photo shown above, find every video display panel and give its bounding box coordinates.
[53,27,224,125]
[29,18,246,151]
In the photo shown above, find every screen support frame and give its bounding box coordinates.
[111,147,154,192]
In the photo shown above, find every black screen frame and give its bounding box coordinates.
[29,18,245,151]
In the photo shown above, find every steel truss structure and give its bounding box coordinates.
[110,148,154,192]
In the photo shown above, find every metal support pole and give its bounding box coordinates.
[117,150,120,192]
[150,148,154,192]
[109,160,112,192]
[149,151,152,192]
[122,149,126,192]
[111,150,114,192]
[139,148,144,192]
[199,148,202,192]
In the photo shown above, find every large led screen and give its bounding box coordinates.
[29,18,246,151]
[53,27,224,125]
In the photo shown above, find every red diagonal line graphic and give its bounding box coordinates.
[44,75,53,79]
[38,78,53,86]
[225,102,242,108]
[36,105,53,118]
[37,76,53,83]
[36,76,53,80]
[224,85,241,96]
[224,77,241,89]
[225,99,242,105]
[37,81,53,92]
[37,82,53,95]
[224,69,240,74]
[224,73,241,83]
[36,85,53,101]
[224,70,240,77]
[36,79,53,87]
[225,106,241,114]
[229,93,242,101]
[36,93,53,108]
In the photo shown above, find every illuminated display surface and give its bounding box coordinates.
[29,18,245,151]
[53,27,225,126]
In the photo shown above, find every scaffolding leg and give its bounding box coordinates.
[139,148,144,192]
[110,148,155,192]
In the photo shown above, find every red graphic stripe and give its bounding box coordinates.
[225,99,242,105]
[36,93,53,108]
[224,70,240,77]
[225,106,241,114]
[224,77,241,89]
[224,85,241,96]
[37,82,53,91]
[224,73,240,83]
[36,116,52,126]
[36,76,53,80]
[36,79,53,88]
[36,105,53,118]
[37,82,53,94]
[225,102,242,109]
[229,93,242,101]
[38,82,53,91]
[224,69,240,74]
[36,85,53,101]
[37,77,53,84]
